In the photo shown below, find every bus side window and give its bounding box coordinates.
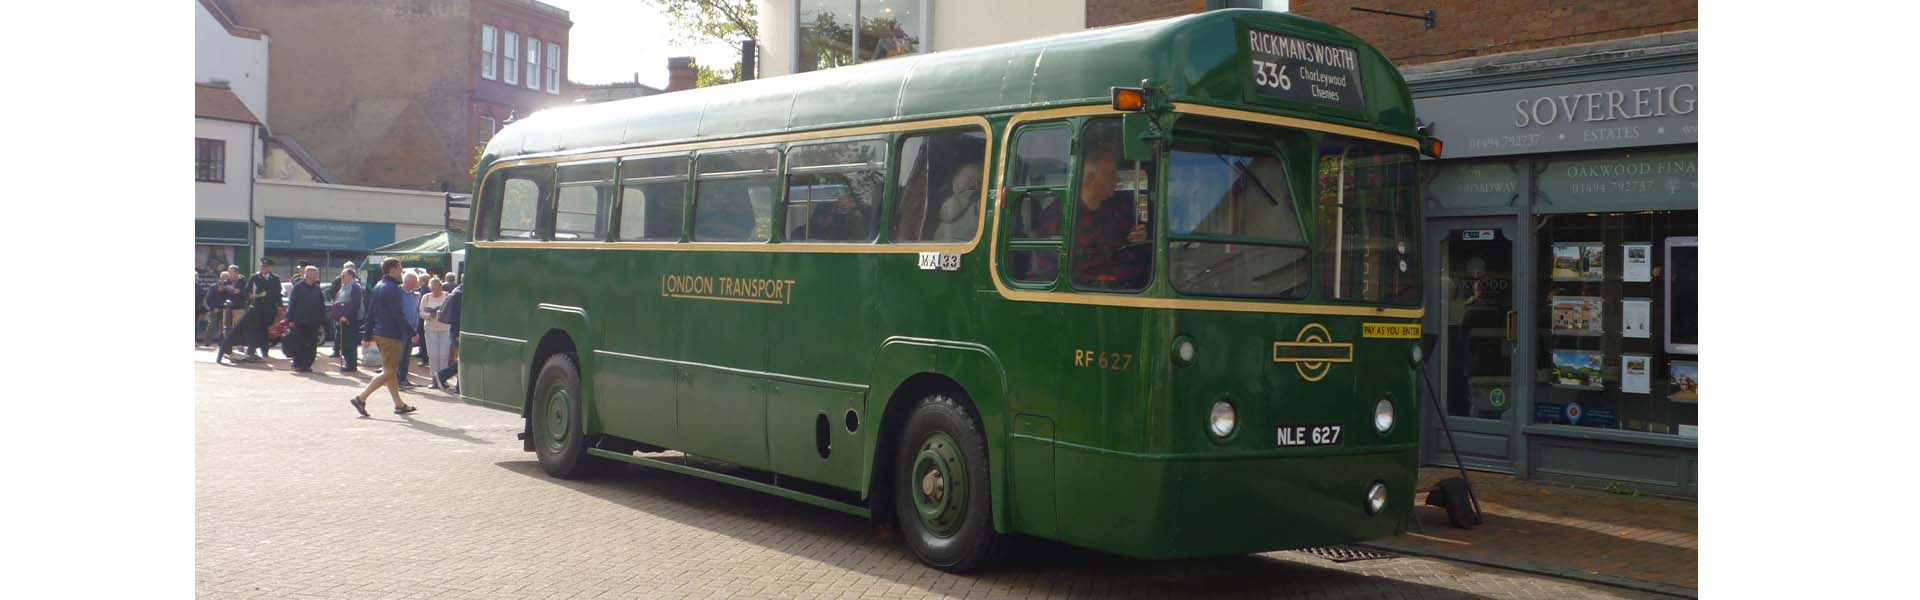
[497,166,550,240]
[617,155,689,242]
[890,128,988,243]
[785,139,885,243]
[555,161,616,241]
[1004,125,1070,285]
[693,148,779,242]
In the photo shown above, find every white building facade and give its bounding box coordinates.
[195,0,271,276]
[754,0,1087,78]
[254,180,467,279]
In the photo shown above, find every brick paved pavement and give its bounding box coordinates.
[1366,468,1696,595]
[196,349,1665,599]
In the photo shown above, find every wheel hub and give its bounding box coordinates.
[543,388,571,454]
[909,432,967,537]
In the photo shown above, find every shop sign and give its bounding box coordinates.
[264,218,396,251]
[1536,148,1697,210]
[1416,71,1696,159]
[1425,159,1523,210]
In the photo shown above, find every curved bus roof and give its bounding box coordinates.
[480,9,1414,171]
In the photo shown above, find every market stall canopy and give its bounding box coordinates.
[366,230,467,272]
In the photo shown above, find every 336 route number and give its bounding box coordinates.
[1252,60,1292,91]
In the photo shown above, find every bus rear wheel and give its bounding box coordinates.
[531,353,616,479]
[893,392,999,572]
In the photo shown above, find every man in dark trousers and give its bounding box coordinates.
[434,276,463,391]
[285,266,327,372]
[333,267,368,372]
[220,257,282,363]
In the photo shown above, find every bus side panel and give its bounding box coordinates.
[864,339,1014,534]
[764,251,877,490]
[462,246,535,413]
[672,251,771,470]
[593,248,682,447]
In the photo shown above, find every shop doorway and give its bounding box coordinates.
[1425,218,1520,473]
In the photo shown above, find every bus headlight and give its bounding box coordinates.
[1366,481,1388,515]
[1374,398,1395,433]
[1172,336,1197,366]
[1208,400,1237,438]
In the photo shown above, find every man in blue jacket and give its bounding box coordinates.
[350,258,418,416]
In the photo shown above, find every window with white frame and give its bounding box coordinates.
[526,37,541,90]
[480,25,497,80]
[503,31,520,85]
[480,116,496,142]
[545,43,561,94]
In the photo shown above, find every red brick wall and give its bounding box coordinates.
[1087,0,1208,28]
[1288,1,1697,66]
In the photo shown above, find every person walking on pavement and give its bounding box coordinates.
[395,271,421,388]
[332,267,368,372]
[434,275,463,391]
[350,258,418,416]
[285,266,327,373]
[420,276,452,390]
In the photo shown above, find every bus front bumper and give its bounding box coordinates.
[1043,444,1418,560]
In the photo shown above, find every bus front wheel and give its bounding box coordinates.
[894,392,1000,572]
[530,353,616,479]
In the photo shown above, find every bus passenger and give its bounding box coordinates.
[1071,130,1152,290]
[932,163,983,242]
[806,190,872,241]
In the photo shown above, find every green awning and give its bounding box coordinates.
[366,230,467,270]
[369,230,466,255]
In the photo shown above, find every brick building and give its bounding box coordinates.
[220,0,573,193]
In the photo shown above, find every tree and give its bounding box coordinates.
[646,0,757,87]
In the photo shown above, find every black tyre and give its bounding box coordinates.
[894,392,1000,572]
[530,353,618,479]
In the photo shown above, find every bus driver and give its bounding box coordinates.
[1071,125,1152,290]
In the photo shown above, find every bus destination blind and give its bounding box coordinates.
[1247,28,1366,113]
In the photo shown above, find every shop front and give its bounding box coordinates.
[1409,37,1697,497]
[261,217,397,279]
[196,219,251,283]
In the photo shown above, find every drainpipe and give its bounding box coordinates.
[248,123,259,266]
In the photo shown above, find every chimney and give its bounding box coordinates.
[667,57,697,92]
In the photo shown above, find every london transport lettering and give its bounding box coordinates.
[1246,28,1365,112]
[661,274,799,305]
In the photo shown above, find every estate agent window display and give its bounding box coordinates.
[1534,210,1697,438]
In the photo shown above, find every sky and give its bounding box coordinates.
[543,0,744,89]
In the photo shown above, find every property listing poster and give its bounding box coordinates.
[1550,296,1604,336]
[1621,298,1651,339]
[1668,360,1698,403]
[1622,242,1653,282]
[1551,242,1604,281]
[1551,349,1604,389]
[1621,354,1652,394]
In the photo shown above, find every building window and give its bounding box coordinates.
[480,25,497,80]
[196,138,226,182]
[526,37,541,90]
[1533,210,1698,436]
[545,43,561,94]
[797,0,926,73]
[479,116,496,142]
[503,31,520,85]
